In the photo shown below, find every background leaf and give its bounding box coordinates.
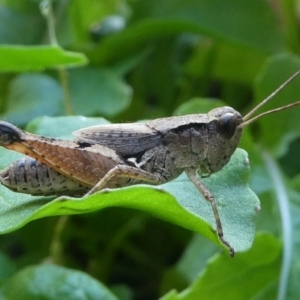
[0,5,44,45]
[2,73,63,126]
[68,67,132,117]
[160,233,281,300]
[0,46,88,72]
[0,264,118,300]
[253,53,300,156]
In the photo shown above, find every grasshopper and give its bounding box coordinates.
[1,71,300,256]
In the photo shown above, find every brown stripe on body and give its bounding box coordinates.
[4,134,126,188]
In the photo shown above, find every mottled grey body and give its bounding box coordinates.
[0,107,243,196]
[74,107,243,184]
[0,107,243,256]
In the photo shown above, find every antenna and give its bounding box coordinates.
[240,70,300,127]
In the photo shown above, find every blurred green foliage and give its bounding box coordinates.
[0,0,300,299]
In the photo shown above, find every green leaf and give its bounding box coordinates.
[253,53,300,156]
[2,73,63,126]
[68,0,122,45]
[0,45,88,72]
[211,43,267,83]
[25,116,110,139]
[247,150,300,300]
[0,252,16,281]
[173,98,225,116]
[287,197,300,299]
[131,0,283,52]
[0,5,44,45]
[0,264,118,300]
[0,117,259,254]
[160,233,281,300]
[89,0,284,65]
[161,234,218,294]
[68,67,132,117]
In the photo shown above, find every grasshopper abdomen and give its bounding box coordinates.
[0,157,89,196]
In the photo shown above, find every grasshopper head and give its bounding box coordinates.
[0,122,22,145]
[208,106,243,139]
[203,107,244,174]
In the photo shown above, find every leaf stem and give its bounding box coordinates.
[279,0,300,53]
[58,68,74,115]
[40,0,58,46]
[40,0,74,115]
[262,151,292,300]
[49,216,69,265]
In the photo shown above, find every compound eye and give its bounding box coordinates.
[0,122,22,145]
[218,113,237,139]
